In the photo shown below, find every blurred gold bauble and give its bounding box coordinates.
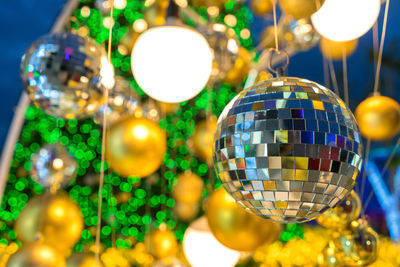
[6,243,66,267]
[106,117,167,178]
[191,0,228,9]
[66,253,103,267]
[333,219,379,266]
[223,47,251,86]
[192,116,217,162]
[101,248,129,267]
[279,0,324,19]
[355,95,400,141]
[158,102,180,114]
[317,190,361,229]
[255,70,273,84]
[143,0,169,27]
[205,187,281,251]
[172,172,204,204]
[318,240,342,266]
[260,26,281,50]
[119,30,140,55]
[320,37,358,61]
[173,202,199,222]
[251,0,273,16]
[15,192,84,253]
[145,227,177,259]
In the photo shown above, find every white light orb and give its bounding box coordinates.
[183,217,240,267]
[131,26,213,103]
[311,0,380,42]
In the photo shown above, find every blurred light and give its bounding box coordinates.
[52,158,64,170]
[240,28,251,39]
[311,0,380,41]
[103,17,115,29]
[224,14,237,27]
[131,26,212,103]
[183,217,240,267]
[175,0,188,8]
[80,6,91,17]
[207,6,220,17]
[118,44,129,56]
[114,0,127,9]
[100,57,115,89]
[133,19,148,33]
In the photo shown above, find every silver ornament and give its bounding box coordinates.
[198,23,239,78]
[213,77,363,223]
[95,76,139,126]
[20,32,114,119]
[280,16,320,51]
[31,144,77,190]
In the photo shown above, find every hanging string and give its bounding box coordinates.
[342,48,349,106]
[327,57,340,96]
[373,0,390,94]
[323,55,330,88]
[362,136,400,213]
[360,137,371,217]
[372,21,379,73]
[361,0,391,214]
[95,0,114,262]
[271,0,279,51]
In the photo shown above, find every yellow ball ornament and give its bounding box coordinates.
[172,172,204,204]
[106,117,167,178]
[279,0,324,19]
[192,117,218,163]
[191,0,228,9]
[6,243,66,267]
[205,187,281,252]
[14,192,84,254]
[355,95,400,141]
[173,202,199,222]
[223,47,251,86]
[320,37,358,61]
[251,0,273,16]
[66,253,103,267]
[145,227,178,259]
[317,190,361,229]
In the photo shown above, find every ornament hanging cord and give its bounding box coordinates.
[95,0,114,262]
[267,0,289,77]
[360,0,391,215]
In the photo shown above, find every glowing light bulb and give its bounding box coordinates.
[183,217,240,267]
[311,0,380,42]
[131,26,213,103]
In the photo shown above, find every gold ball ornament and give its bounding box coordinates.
[66,253,103,267]
[223,47,251,86]
[317,190,361,229]
[172,172,204,204]
[355,95,400,141]
[206,187,281,252]
[251,0,273,16]
[173,202,199,222]
[279,0,324,19]
[145,227,178,259]
[14,192,84,254]
[143,0,169,27]
[320,37,358,61]
[106,117,167,178]
[192,116,218,162]
[6,243,66,267]
[191,0,228,9]
[333,219,379,266]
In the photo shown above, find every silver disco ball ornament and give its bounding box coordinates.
[280,16,320,51]
[213,77,363,223]
[20,32,114,119]
[95,76,139,126]
[31,144,77,190]
[198,23,239,78]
